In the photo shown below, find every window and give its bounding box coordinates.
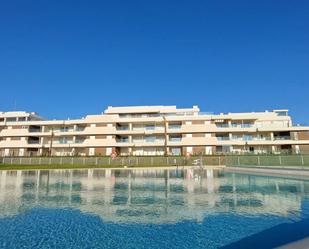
[241,123,253,128]
[59,137,68,144]
[216,134,229,140]
[171,148,181,156]
[145,136,156,142]
[277,111,288,116]
[6,117,17,122]
[168,122,182,129]
[169,135,182,142]
[243,135,253,141]
[216,123,229,128]
[232,135,242,140]
[60,127,69,132]
[231,122,239,127]
[145,124,155,130]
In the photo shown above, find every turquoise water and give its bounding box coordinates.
[0,168,308,249]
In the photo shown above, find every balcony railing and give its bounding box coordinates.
[28,140,40,144]
[29,128,42,133]
[116,138,129,143]
[168,125,182,129]
[75,140,85,144]
[169,138,182,142]
[216,137,230,141]
[116,126,130,131]
[216,124,229,128]
[274,136,291,140]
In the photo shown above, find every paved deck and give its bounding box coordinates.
[225,166,309,178]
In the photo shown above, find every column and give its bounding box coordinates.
[106,123,113,155]
[294,145,300,154]
[19,148,25,156]
[89,124,96,156]
[186,121,193,154]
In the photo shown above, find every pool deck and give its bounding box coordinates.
[276,237,309,249]
[225,166,309,179]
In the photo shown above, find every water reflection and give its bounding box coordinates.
[0,168,308,223]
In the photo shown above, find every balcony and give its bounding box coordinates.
[241,124,254,128]
[75,139,85,144]
[56,127,75,133]
[116,126,130,131]
[116,138,129,143]
[216,136,230,141]
[75,127,86,132]
[216,124,229,128]
[29,128,42,133]
[168,124,182,129]
[28,140,40,144]
[274,136,291,140]
[169,136,182,142]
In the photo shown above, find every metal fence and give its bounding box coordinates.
[0,155,309,167]
[225,155,309,167]
[0,156,225,167]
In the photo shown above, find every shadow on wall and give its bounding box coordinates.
[220,218,309,249]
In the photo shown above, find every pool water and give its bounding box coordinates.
[0,168,308,249]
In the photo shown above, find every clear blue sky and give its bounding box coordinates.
[0,1,308,123]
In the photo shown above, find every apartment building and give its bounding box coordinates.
[0,106,309,157]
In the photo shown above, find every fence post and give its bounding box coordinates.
[19,158,22,165]
[71,157,74,165]
[10,158,13,165]
[49,157,51,165]
[136,157,139,166]
[151,157,153,166]
[257,156,260,166]
[96,157,98,166]
[108,157,111,165]
[301,155,304,165]
[218,156,221,166]
[279,156,282,165]
[237,156,240,166]
[83,157,85,165]
[29,158,32,165]
[166,157,168,165]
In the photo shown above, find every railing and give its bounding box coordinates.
[169,138,182,142]
[27,140,40,144]
[274,136,291,140]
[168,125,182,129]
[1,155,309,167]
[216,137,229,141]
[225,155,309,167]
[0,156,225,167]
[75,140,85,144]
[116,126,130,131]
[116,138,129,143]
[28,128,42,133]
[198,112,214,115]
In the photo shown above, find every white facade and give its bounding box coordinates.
[0,106,309,156]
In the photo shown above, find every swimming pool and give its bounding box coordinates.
[0,168,308,248]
